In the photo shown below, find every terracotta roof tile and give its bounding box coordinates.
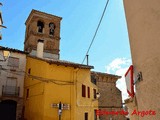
[28,55,94,69]
[0,46,28,54]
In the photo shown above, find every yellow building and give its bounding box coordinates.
[23,55,98,120]
[23,10,98,120]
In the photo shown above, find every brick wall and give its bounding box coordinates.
[91,71,127,120]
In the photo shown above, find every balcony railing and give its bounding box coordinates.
[2,85,20,97]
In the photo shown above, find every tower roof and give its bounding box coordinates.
[25,9,62,25]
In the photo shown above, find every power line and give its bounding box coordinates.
[81,0,110,64]
[1,67,74,85]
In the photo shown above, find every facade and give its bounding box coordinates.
[91,71,127,120]
[24,9,62,59]
[0,46,27,120]
[23,56,98,120]
[23,10,98,120]
[124,0,160,120]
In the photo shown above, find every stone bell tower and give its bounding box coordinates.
[24,9,62,59]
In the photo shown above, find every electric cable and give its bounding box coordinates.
[81,0,110,64]
[1,68,74,85]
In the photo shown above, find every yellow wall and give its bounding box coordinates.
[24,57,47,120]
[76,69,98,120]
[24,56,98,120]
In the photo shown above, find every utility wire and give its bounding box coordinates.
[81,0,110,64]
[1,67,74,85]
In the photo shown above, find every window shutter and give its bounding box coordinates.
[82,84,86,97]
[93,89,96,99]
[88,87,90,98]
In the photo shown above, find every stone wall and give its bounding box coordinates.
[91,72,127,120]
[24,10,62,59]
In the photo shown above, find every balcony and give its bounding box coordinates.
[2,86,20,97]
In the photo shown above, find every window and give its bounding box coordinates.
[26,89,29,99]
[87,87,90,98]
[37,21,44,33]
[94,110,97,120]
[8,57,19,67]
[93,89,96,99]
[2,77,19,96]
[49,22,55,35]
[28,68,31,74]
[6,77,17,87]
[85,112,88,120]
[82,84,86,97]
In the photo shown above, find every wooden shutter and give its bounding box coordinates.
[82,84,86,97]
[88,87,90,98]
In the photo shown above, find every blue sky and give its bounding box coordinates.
[0,0,132,100]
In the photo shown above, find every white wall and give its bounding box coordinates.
[0,50,26,97]
[124,0,160,119]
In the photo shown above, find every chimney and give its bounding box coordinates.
[37,39,44,58]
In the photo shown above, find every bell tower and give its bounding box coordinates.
[24,9,62,59]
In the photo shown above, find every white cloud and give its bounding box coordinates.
[105,58,132,101]
[106,58,131,73]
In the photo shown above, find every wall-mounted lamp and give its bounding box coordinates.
[2,50,10,61]
[96,92,101,99]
